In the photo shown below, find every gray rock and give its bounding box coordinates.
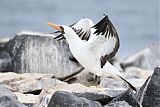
[141,67,160,107]
[0,50,12,72]
[121,43,160,70]
[0,96,27,107]
[99,77,128,90]
[136,76,151,104]
[4,34,82,78]
[0,85,17,99]
[104,101,131,107]
[108,89,141,107]
[73,91,113,106]
[47,91,102,107]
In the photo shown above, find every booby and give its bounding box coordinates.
[47,15,136,91]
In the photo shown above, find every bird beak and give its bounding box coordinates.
[46,22,62,31]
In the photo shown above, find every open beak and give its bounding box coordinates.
[46,22,62,31]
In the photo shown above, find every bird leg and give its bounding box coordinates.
[94,75,101,85]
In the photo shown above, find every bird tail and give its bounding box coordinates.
[118,75,137,92]
[103,62,137,91]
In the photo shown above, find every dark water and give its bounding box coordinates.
[0,0,159,57]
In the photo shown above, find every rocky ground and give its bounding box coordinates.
[0,32,159,107]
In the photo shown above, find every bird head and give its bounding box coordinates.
[46,22,77,40]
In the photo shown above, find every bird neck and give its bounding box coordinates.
[64,28,84,46]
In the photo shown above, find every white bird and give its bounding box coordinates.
[47,15,136,91]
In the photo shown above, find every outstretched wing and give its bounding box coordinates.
[54,18,94,41]
[71,18,94,41]
[87,15,120,68]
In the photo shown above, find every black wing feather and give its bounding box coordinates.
[93,15,120,68]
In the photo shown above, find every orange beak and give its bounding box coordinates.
[46,22,62,31]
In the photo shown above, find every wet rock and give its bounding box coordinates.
[0,50,12,72]
[0,72,67,93]
[108,89,141,107]
[0,85,17,99]
[104,101,131,107]
[4,34,82,78]
[139,66,160,107]
[47,91,102,107]
[121,43,160,70]
[0,96,27,107]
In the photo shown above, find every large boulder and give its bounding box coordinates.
[137,66,160,107]
[121,43,160,70]
[0,50,12,72]
[4,33,82,78]
[47,91,102,107]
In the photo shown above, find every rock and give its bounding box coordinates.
[121,43,160,70]
[0,50,12,72]
[104,101,132,107]
[0,85,17,99]
[4,34,82,78]
[123,66,152,79]
[73,91,113,105]
[0,72,67,93]
[108,89,141,107]
[136,76,151,104]
[0,96,27,107]
[99,77,128,90]
[47,91,102,107]
[138,66,160,107]
[14,92,39,107]
[38,83,125,107]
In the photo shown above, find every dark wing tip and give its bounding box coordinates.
[93,14,118,38]
[118,75,137,92]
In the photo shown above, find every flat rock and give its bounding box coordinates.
[14,92,38,106]
[47,91,102,107]
[139,66,160,107]
[0,96,27,107]
[121,43,160,70]
[4,33,82,78]
[0,72,67,93]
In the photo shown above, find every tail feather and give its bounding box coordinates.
[118,75,137,92]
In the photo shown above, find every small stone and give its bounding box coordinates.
[47,91,102,107]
